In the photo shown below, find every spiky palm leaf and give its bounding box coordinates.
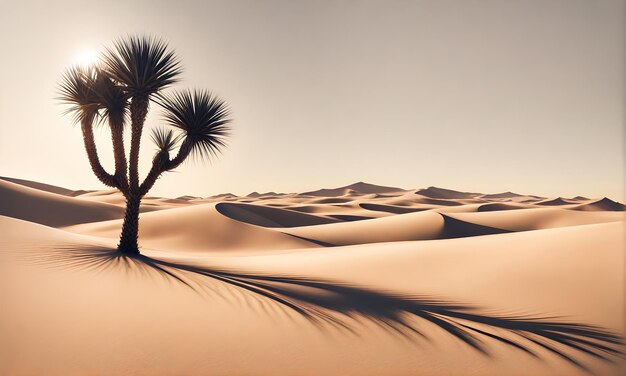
[102,36,182,97]
[58,66,100,123]
[150,127,181,153]
[91,69,129,123]
[160,89,231,160]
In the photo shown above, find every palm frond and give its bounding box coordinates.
[102,35,182,97]
[57,65,100,123]
[91,69,129,123]
[159,89,232,161]
[150,127,181,153]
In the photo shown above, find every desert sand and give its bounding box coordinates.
[1,177,624,375]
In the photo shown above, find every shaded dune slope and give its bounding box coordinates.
[535,197,577,206]
[416,186,480,199]
[0,175,78,196]
[479,191,524,199]
[215,202,339,227]
[574,197,626,212]
[0,179,123,227]
[359,203,427,214]
[477,202,531,212]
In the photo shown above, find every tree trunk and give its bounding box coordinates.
[129,96,149,191]
[109,114,128,194]
[81,116,118,188]
[118,194,141,254]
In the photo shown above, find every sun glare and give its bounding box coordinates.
[74,49,98,67]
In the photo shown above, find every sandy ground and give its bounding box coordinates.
[1,178,624,375]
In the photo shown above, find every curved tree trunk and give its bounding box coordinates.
[81,117,118,188]
[118,194,141,254]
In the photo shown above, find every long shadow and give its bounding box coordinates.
[21,244,624,372]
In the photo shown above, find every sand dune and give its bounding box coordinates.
[306,197,355,204]
[281,202,391,219]
[415,186,480,199]
[535,197,578,206]
[301,181,405,197]
[65,202,319,253]
[479,191,524,199]
[359,202,426,214]
[574,197,626,212]
[413,195,464,206]
[176,195,201,201]
[215,202,339,227]
[278,206,619,247]
[1,178,624,375]
[247,191,281,198]
[0,179,123,227]
[477,202,531,211]
[1,212,624,375]
[281,211,451,246]
[445,208,623,232]
[76,189,189,211]
[0,175,80,196]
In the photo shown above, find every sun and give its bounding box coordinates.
[74,49,98,67]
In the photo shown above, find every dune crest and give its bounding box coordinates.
[301,181,406,197]
[0,179,123,227]
[415,186,481,199]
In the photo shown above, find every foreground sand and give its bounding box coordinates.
[1,178,624,375]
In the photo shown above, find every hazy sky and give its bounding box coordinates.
[0,0,624,200]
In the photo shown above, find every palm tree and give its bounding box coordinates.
[59,36,231,255]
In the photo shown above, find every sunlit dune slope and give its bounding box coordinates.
[65,203,319,252]
[1,213,624,376]
[445,208,624,232]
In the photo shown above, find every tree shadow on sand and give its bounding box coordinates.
[21,244,624,372]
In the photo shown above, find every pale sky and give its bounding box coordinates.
[0,0,624,200]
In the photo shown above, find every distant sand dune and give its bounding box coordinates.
[535,197,577,206]
[0,175,78,196]
[445,208,623,232]
[574,197,626,212]
[415,186,480,199]
[281,211,446,246]
[301,182,406,197]
[0,179,123,227]
[215,202,339,227]
[477,202,531,212]
[359,202,426,214]
[479,191,524,199]
[413,195,464,206]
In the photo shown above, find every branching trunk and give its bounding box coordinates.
[109,114,129,195]
[139,140,193,196]
[80,116,117,188]
[140,153,168,197]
